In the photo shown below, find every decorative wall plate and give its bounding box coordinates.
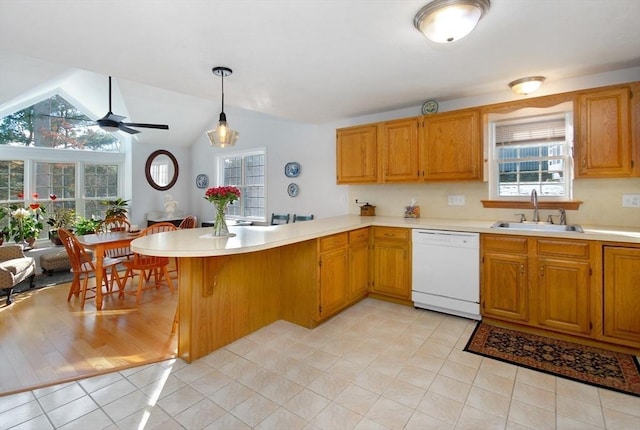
[195,174,209,189]
[284,162,300,177]
[287,182,299,197]
[421,99,439,115]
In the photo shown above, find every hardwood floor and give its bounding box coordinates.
[0,273,178,396]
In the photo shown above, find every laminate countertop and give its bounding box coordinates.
[130,215,640,258]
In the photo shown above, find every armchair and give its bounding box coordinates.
[0,245,36,305]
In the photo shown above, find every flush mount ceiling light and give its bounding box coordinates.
[207,66,239,148]
[508,76,546,95]
[414,0,490,43]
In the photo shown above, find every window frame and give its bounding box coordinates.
[216,148,267,223]
[488,109,574,202]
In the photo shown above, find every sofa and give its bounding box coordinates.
[0,245,36,305]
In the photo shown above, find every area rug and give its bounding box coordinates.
[464,323,640,397]
[0,270,74,298]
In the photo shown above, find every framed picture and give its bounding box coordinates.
[284,162,300,177]
[195,174,209,189]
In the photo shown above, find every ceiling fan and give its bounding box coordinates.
[96,76,169,134]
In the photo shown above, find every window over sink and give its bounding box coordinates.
[488,102,574,201]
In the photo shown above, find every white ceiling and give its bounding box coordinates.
[1,0,639,147]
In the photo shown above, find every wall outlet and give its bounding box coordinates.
[622,194,640,208]
[448,195,465,206]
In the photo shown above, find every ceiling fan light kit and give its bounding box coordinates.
[414,0,490,43]
[96,76,169,134]
[508,76,546,95]
[207,66,239,148]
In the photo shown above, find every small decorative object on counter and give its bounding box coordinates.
[404,206,420,218]
[204,186,241,237]
[359,202,376,216]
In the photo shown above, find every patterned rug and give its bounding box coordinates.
[464,323,640,397]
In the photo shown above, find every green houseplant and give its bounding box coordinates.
[101,198,129,221]
[73,216,102,235]
[47,208,75,245]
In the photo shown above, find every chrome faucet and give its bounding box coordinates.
[531,189,540,222]
[558,208,566,225]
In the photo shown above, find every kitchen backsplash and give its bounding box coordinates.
[347,178,640,228]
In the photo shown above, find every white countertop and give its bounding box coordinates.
[130,215,640,257]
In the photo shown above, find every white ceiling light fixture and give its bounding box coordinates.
[207,66,239,148]
[414,0,490,43]
[509,76,546,95]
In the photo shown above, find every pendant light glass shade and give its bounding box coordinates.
[414,0,490,43]
[207,112,239,148]
[207,66,238,148]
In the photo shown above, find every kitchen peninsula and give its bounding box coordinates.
[131,215,640,362]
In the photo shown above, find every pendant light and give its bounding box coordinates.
[207,66,239,148]
[414,0,490,43]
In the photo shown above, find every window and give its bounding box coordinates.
[489,111,573,200]
[218,149,266,221]
[1,95,126,240]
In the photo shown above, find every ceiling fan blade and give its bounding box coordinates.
[123,122,169,130]
[118,124,140,134]
[106,112,126,122]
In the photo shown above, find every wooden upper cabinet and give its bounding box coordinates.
[575,86,633,177]
[380,118,421,182]
[421,108,482,181]
[336,124,378,184]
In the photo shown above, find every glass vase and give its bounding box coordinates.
[212,201,230,237]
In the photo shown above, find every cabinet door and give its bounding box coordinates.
[575,87,633,177]
[319,247,348,317]
[482,252,528,322]
[372,241,410,300]
[348,228,370,302]
[348,241,369,301]
[381,118,420,182]
[536,258,591,335]
[603,247,640,344]
[422,109,482,181]
[336,125,378,183]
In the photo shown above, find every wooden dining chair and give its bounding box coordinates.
[178,215,197,229]
[293,214,314,222]
[97,217,134,260]
[271,213,290,225]
[121,223,176,304]
[58,228,124,309]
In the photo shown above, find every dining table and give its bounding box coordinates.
[77,230,139,310]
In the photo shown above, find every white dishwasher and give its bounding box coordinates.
[412,229,481,320]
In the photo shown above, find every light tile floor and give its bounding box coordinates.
[1,298,639,429]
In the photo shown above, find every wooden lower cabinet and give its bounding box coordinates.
[482,234,640,352]
[347,228,370,302]
[371,227,411,302]
[481,235,593,334]
[534,239,593,336]
[318,233,348,318]
[602,246,640,345]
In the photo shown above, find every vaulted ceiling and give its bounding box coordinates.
[1,0,639,147]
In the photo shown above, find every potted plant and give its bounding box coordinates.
[73,216,102,235]
[101,198,129,221]
[9,204,46,248]
[47,208,75,245]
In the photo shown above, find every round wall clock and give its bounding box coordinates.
[285,162,300,177]
[421,99,439,115]
[287,183,299,197]
[195,174,209,189]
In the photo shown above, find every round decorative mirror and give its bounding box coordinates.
[145,150,179,191]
